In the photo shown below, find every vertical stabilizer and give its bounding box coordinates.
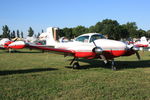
[140,36,147,43]
[45,27,59,46]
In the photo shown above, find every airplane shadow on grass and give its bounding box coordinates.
[0,49,44,53]
[8,50,43,53]
[66,59,150,70]
[0,68,58,76]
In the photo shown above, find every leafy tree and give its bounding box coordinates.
[122,22,138,38]
[146,30,150,38]
[100,19,120,39]
[12,30,16,38]
[16,30,20,38]
[0,34,2,38]
[88,26,96,33]
[119,26,129,39]
[28,27,34,37]
[59,28,73,39]
[72,25,88,37]
[10,30,16,38]
[135,29,146,38]
[102,24,115,39]
[21,32,24,38]
[101,19,119,26]
[10,32,13,38]
[94,22,103,33]
[2,25,10,39]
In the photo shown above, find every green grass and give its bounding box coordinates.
[0,49,150,100]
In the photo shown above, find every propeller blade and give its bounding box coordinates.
[92,39,97,47]
[100,55,107,64]
[135,51,141,60]
[129,45,141,60]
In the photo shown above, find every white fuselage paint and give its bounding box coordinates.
[8,41,25,47]
[55,39,127,52]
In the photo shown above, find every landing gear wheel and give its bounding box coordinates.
[72,62,80,69]
[112,66,116,71]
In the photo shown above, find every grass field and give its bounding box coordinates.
[0,49,150,100]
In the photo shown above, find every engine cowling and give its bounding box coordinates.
[92,47,103,54]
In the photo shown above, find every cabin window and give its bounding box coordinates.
[75,36,89,43]
[90,34,105,42]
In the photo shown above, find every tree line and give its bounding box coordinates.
[58,19,150,40]
[0,26,35,39]
[1,19,150,40]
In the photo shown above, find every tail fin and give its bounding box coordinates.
[39,27,59,46]
[140,36,147,43]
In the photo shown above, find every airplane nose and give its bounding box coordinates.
[95,39,127,49]
[8,41,25,49]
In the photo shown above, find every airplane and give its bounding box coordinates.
[7,27,141,70]
[0,38,24,51]
[133,36,149,47]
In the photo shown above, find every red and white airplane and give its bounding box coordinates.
[0,38,25,50]
[134,36,149,47]
[7,27,140,70]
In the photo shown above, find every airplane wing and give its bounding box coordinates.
[6,41,75,56]
[26,44,75,56]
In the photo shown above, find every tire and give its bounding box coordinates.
[72,62,80,69]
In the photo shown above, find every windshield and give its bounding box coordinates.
[90,34,105,42]
[75,36,89,43]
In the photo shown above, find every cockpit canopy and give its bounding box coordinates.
[75,33,106,43]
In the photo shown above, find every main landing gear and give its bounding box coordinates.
[69,57,116,70]
[70,57,80,69]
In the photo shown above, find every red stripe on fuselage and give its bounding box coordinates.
[75,50,126,59]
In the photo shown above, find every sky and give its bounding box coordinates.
[0,0,150,36]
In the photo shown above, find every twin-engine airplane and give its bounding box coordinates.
[6,27,140,70]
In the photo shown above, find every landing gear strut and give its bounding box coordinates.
[70,57,80,69]
[111,59,116,71]
[104,59,116,70]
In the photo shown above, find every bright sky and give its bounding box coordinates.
[0,0,150,36]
